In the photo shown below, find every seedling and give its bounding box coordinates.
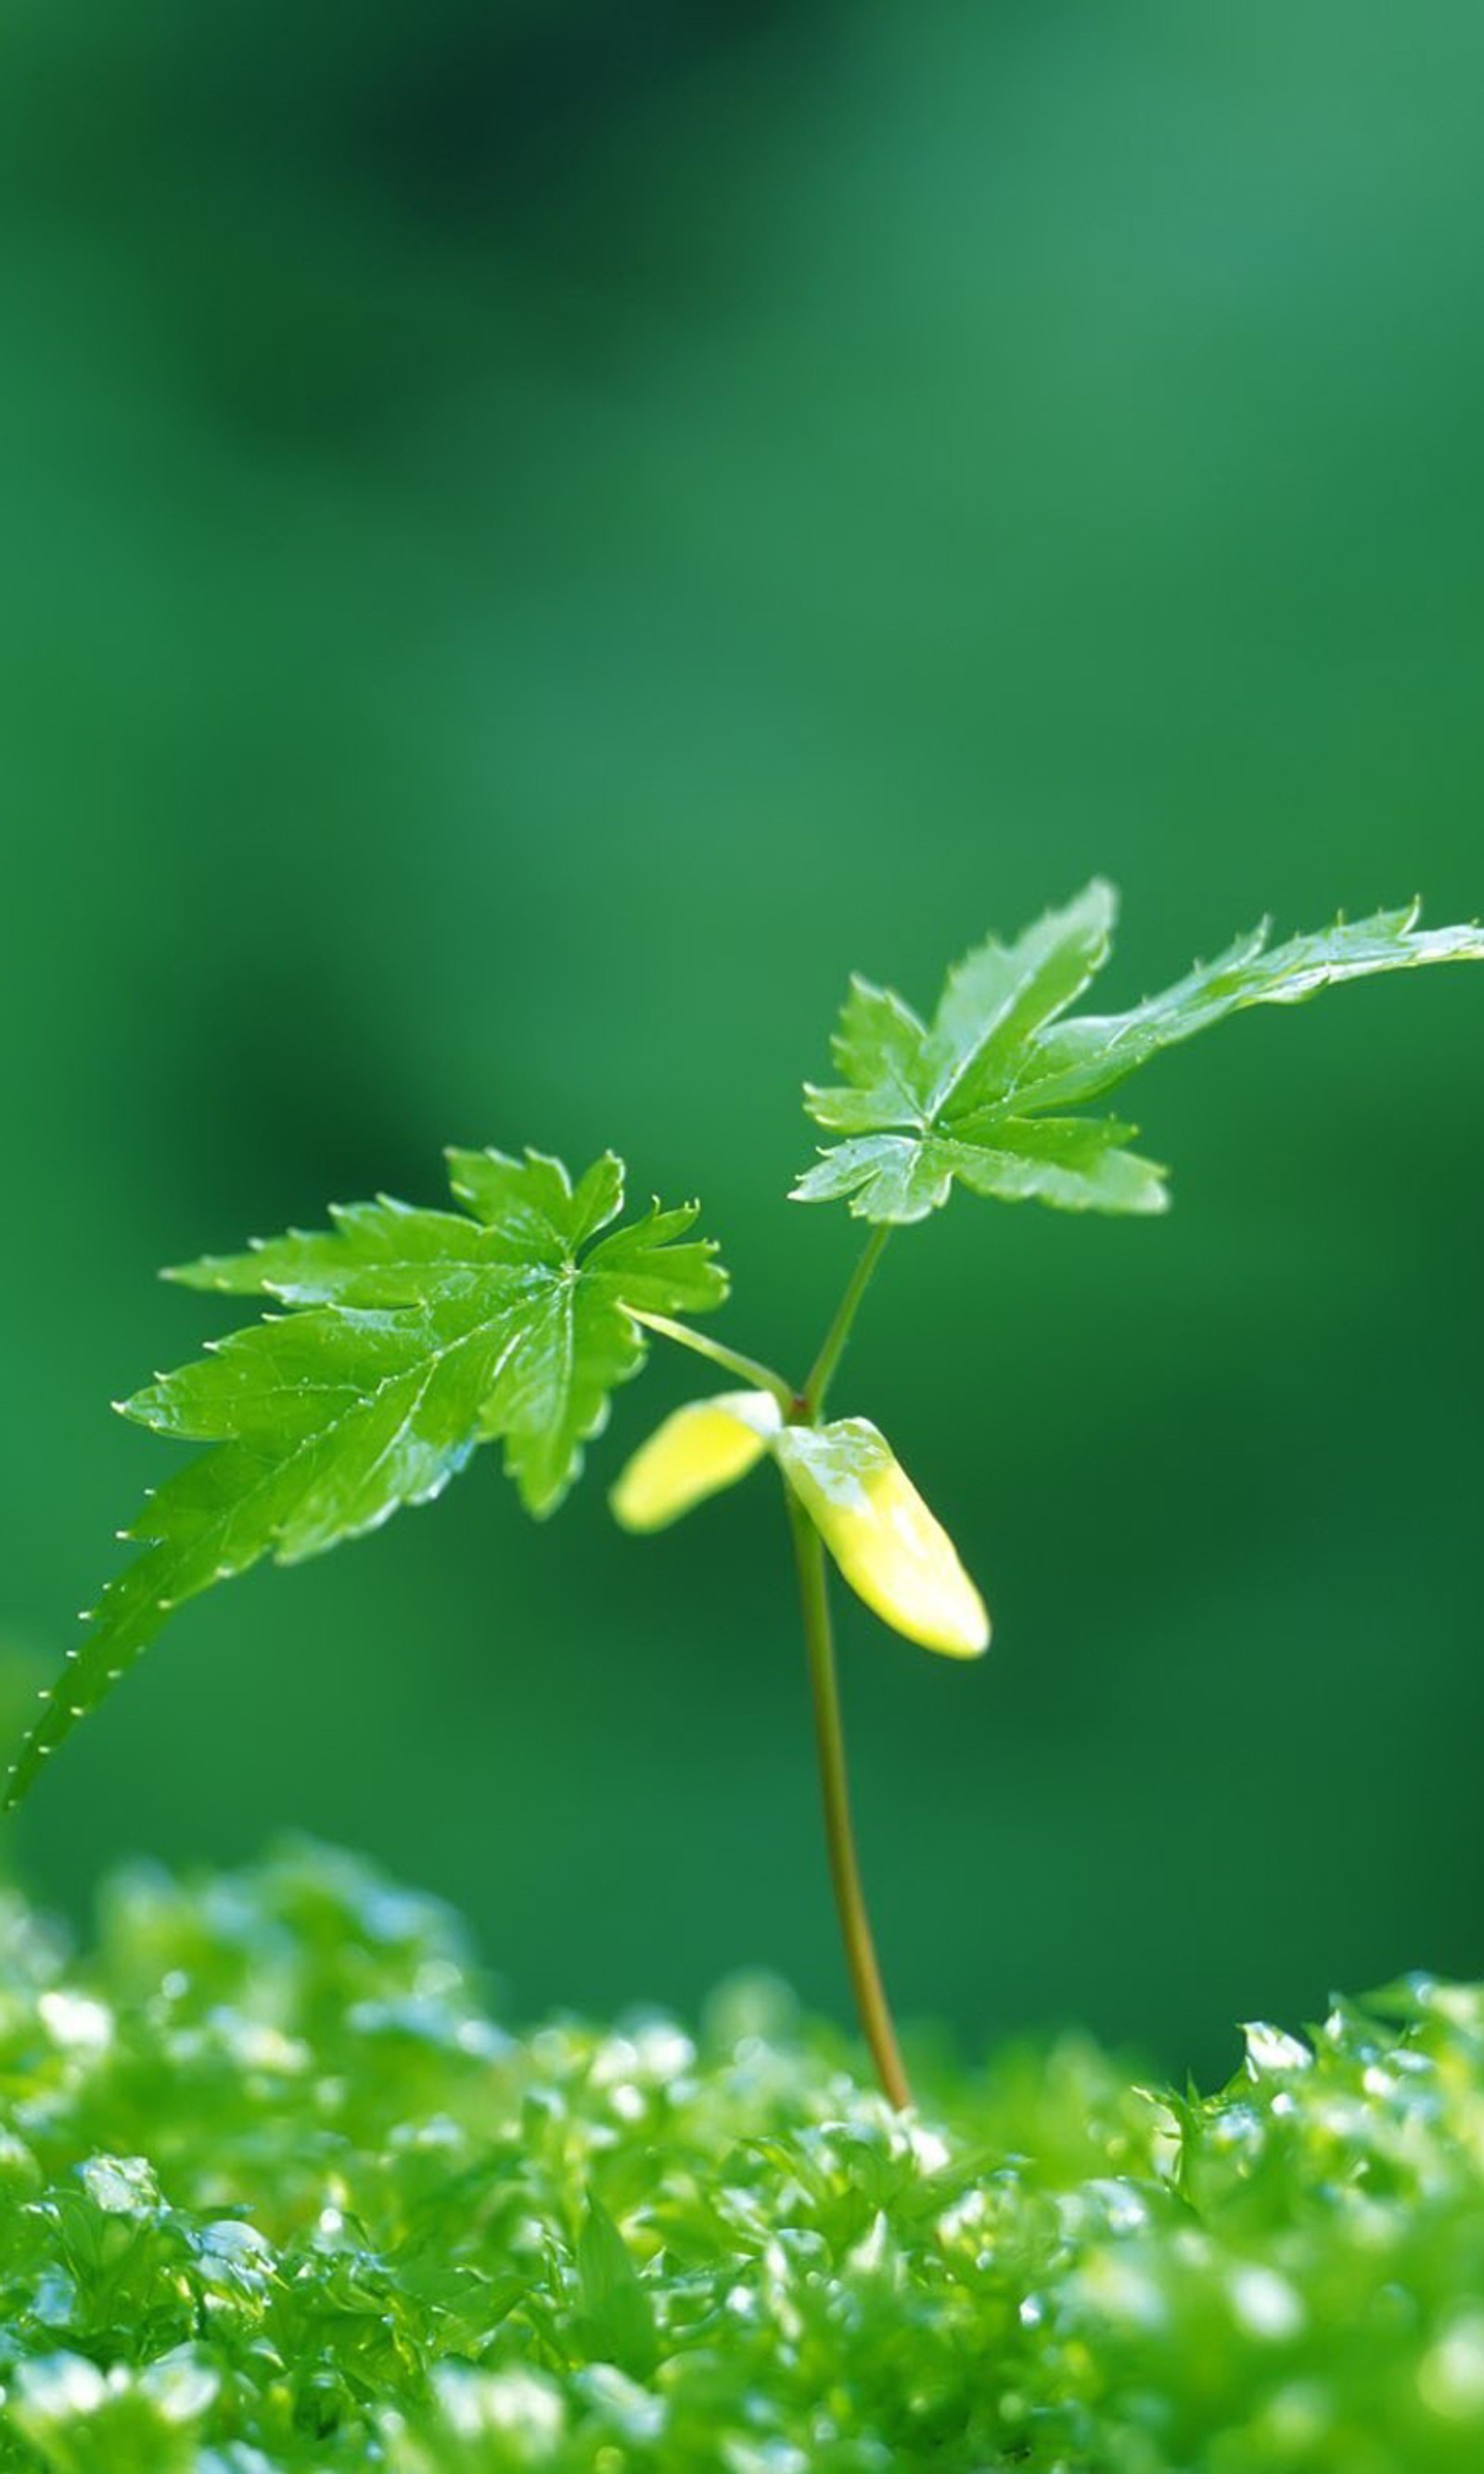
[10,885,1483,2106]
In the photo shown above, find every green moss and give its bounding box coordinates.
[1,1844,1481,2470]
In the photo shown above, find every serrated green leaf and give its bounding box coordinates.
[790,1133,964,1222]
[803,979,939,1135]
[921,877,1118,1118]
[446,1145,626,1253]
[1013,900,1484,1109]
[938,1115,1167,1214]
[791,1116,1166,1222]
[795,889,1484,1224]
[6,1150,726,1813]
[168,1197,517,1307]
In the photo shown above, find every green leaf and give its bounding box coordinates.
[574,2190,659,2378]
[791,1116,1165,1223]
[919,877,1119,1118]
[1012,900,1484,1109]
[795,889,1484,1224]
[6,1150,726,1813]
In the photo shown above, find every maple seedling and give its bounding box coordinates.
[10,886,1484,2107]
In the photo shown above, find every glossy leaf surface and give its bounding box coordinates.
[3,1839,1482,2473]
[774,1418,990,1658]
[795,890,1484,1223]
[6,1150,726,1811]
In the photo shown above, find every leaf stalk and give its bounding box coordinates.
[631,1312,794,1410]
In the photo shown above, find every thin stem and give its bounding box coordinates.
[631,1310,794,1410]
[646,1230,906,2100]
[804,1224,891,1416]
[787,1490,913,2109]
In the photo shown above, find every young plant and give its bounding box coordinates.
[10,886,1483,2106]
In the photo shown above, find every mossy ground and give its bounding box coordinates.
[0,1842,1481,2471]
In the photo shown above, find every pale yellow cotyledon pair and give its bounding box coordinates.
[610,1391,989,1659]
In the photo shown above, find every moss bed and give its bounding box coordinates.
[0,1842,1481,2470]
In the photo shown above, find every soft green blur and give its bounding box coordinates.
[3,2,1481,2083]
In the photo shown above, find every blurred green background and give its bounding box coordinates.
[3,2,1481,2084]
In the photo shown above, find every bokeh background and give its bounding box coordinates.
[4,2,1481,2084]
